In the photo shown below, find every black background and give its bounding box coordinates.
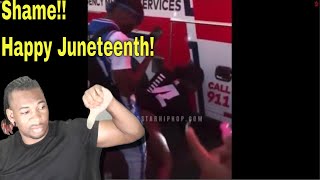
[232,0,319,178]
[0,0,319,178]
[0,0,88,124]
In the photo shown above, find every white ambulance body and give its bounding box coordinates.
[88,0,232,123]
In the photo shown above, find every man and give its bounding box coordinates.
[0,76,145,180]
[87,0,152,178]
[137,63,204,116]
[136,63,205,178]
[88,0,152,96]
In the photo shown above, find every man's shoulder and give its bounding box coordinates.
[109,31,129,42]
[0,135,16,156]
[49,118,91,138]
[89,18,120,31]
[0,136,13,146]
[52,118,88,127]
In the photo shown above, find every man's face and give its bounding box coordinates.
[6,88,49,145]
[114,9,139,34]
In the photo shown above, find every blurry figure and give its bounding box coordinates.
[137,62,204,118]
[141,109,172,179]
[136,62,205,178]
[185,122,232,179]
[88,0,150,179]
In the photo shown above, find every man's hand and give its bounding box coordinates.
[82,84,114,129]
[1,119,13,135]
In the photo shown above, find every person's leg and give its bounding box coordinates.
[141,109,172,179]
[120,141,147,179]
[119,95,147,179]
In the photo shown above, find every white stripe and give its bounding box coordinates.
[152,80,159,86]
[187,23,197,41]
[155,79,161,84]
[171,18,232,27]
[158,76,164,81]
[131,29,151,35]
[190,0,193,8]
[159,73,165,79]
[152,82,159,87]
[189,49,194,62]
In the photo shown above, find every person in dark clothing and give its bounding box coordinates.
[137,63,205,178]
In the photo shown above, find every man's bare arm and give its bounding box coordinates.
[96,98,145,147]
[82,85,145,148]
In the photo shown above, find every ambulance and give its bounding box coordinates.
[88,0,232,123]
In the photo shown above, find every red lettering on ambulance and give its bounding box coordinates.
[221,85,231,94]
[208,82,214,89]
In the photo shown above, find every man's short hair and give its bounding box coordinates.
[3,76,41,122]
[106,0,144,24]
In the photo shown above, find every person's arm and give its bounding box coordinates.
[82,85,145,148]
[112,56,152,97]
[121,27,162,89]
[131,56,153,83]
[108,32,154,97]
[185,126,231,179]
[185,126,218,164]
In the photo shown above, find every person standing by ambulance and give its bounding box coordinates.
[88,0,152,179]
